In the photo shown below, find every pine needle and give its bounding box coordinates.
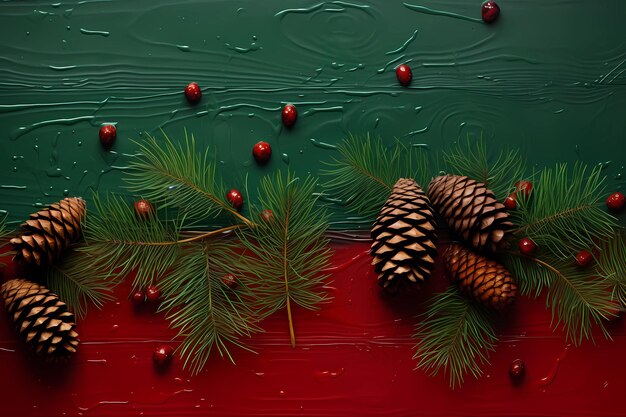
[44,247,116,320]
[82,192,183,290]
[504,252,617,345]
[125,130,250,226]
[443,135,526,200]
[237,171,332,347]
[596,229,626,306]
[159,241,261,375]
[513,163,617,258]
[413,286,497,389]
[321,133,432,220]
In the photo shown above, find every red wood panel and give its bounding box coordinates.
[1,241,625,417]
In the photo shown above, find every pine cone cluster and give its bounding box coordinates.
[0,279,79,357]
[10,197,86,266]
[444,244,517,310]
[428,175,512,252]
[371,178,437,292]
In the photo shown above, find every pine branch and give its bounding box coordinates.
[237,171,332,347]
[504,252,617,344]
[159,241,261,375]
[596,230,626,306]
[82,193,183,291]
[125,130,251,226]
[413,286,497,389]
[513,163,617,258]
[321,133,432,220]
[44,247,116,320]
[443,136,526,200]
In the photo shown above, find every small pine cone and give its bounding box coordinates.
[0,279,79,357]
[10,197,86,266]
[428,175,512,252]
[444,244,517,310]
[371,178,438,292]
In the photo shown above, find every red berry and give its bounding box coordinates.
[606,192,625,212]
[99,124,117,148]
[575,249,593,267]
[509,359,525,379]
[132,290,145,303]
[395,64,412,86]
[518,237,537,255]
[261,209,274,222]
[282,104,297,128]
[145,285,161,302]
[153,344,174,367]
[514,180,533,197]
[226,189,243,211]
[481,1,500,23]
[134,199,155,220]
[252,141,272,164]
[221,274,237,288]
[185,82,202,103]
[504,193,517,210]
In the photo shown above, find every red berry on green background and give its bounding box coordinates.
[261,209,274,222]
[99,124,116,148]
[606,191,625,212]
[252,141,272,164]
[145,284,161,302]
[395,64,412,86]
[185,82,202,103]
[226,189,243,212]
[282,104,297,128]
[481,1,500,23]
[504,193,517,210]
[132,290,145,304]
[509,358,525,380]
[134,199,154,220]
[518,237,537,255]
[514,180,533,197]
[221,274,237,288]
[153,344,174,367]
[575,249,593,267]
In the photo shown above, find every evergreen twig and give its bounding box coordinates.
[596,230,626,306]
[321,133,431,220]
[413,286,497,388]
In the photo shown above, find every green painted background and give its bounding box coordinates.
[1,0,624,227]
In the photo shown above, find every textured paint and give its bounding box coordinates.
[1,242,626,416]
[0,0,624,227]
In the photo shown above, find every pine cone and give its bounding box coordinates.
[444,244,517,309]
[371,178,438,292]
[428,175,512,252]
[0,279,79,357]
[10,197,86,266]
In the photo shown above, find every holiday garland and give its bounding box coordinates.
[321,134,625,387]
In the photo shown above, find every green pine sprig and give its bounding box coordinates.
[413,286,498,389]
[596,230,626,306]
[237,171,332,347]
[321,133,431,220]
[443,136,526,201]
[513,163,617,258]
[503,252,618,344]
[159,241,261,375]
[44,248,116,320]
[125,130,251,226]
[82,192,183,290]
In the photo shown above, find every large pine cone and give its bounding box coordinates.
[444,244,517,310]
[428,175,512,252]
[371,178,438,292]
[10,197,86,266]
[0,279,79,357]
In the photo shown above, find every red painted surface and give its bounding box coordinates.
[1,241,625,417]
